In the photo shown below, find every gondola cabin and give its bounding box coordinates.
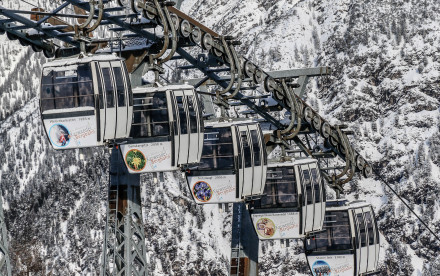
[186,120,267,204]
[248,159,325,240]
[119,84,204,173]
[305,200,380,276]
[40,54,132,149]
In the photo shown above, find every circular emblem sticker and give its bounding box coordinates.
[312,260,331,276]
[49,124,71,148]
[256,218,276,238]
[125,149,146,171]
[193,181,213,202]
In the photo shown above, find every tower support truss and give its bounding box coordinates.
[101,147,148,276]
[230,203,259,276]
[0,192,11,276]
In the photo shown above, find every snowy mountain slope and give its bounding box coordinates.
[182,0,439,275]
[0,0,438,275]
[0,1,233,275]
[0,57,231,275]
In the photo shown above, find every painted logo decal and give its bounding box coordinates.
[193,181,213,202]
[312,260,331,276]
[125,149,147,171]
[256,218,276,238]
[49,124,71,147]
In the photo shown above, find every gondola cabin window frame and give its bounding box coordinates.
[41,63,95,112]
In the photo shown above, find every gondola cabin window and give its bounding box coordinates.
[95,63,104,109]
[357,213,368,248]
[306,211,352,251]
[131,92,170,138]
[102,67,115,108]
[123,66,133,105]
[187,95,198,134]
[198,128,234,170]
[41,64,94,112]
[240,131,252,168]
[113,67,126,107]
[365,211,376,246]
[176,96,188,135]
[250,130,261,166]
[311,168,322,203]
[302,169,314,205]
[260,167,298,208]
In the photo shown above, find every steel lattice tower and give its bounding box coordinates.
[0,185,11,276]
[101,147,148,276]
[230,203,259,276]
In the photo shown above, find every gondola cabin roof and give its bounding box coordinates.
[267,158,319,167]
[325,199,371,211]
[132,84,195,94]
[204,119,258,128]
[42,54,124,70]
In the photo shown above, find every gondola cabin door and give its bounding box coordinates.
[93,59,131,143]
[171,90,187,167]
[367,207,380,272]
[352,206,380,275]
[248,124,266,196]
[236,124,266,197]
[112,61,130,138]
[170,89,202,166]
[186,90,203,164]
[99,62,117,140]
[297,162,325,233]
[237,125,253,197]
[93,62,105,142]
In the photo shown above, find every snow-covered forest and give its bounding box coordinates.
[0,0,438,275]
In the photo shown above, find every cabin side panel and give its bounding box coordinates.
[187,175,239,204]
[120,142,176,173]
[43,115,99,149]
[251,212,301,240]
[308,255,354,276]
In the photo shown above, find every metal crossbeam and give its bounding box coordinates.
[0,5,79,47]
[185,67,331,98]
[36,2,71,26]
[0,21,52,51]
[267,67,331,79]
[66,0,157,41]
[63,0,305,131]
[176,48,283,127]
[65,1,285,127]
[101,148,148,276]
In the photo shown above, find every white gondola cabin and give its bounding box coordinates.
[186,120,267,204]
[40,54,132,149]
[305,200,380,276]
[249,158,326,240]
[119,84,204,173]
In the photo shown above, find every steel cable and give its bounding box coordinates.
[373,167,440,243]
